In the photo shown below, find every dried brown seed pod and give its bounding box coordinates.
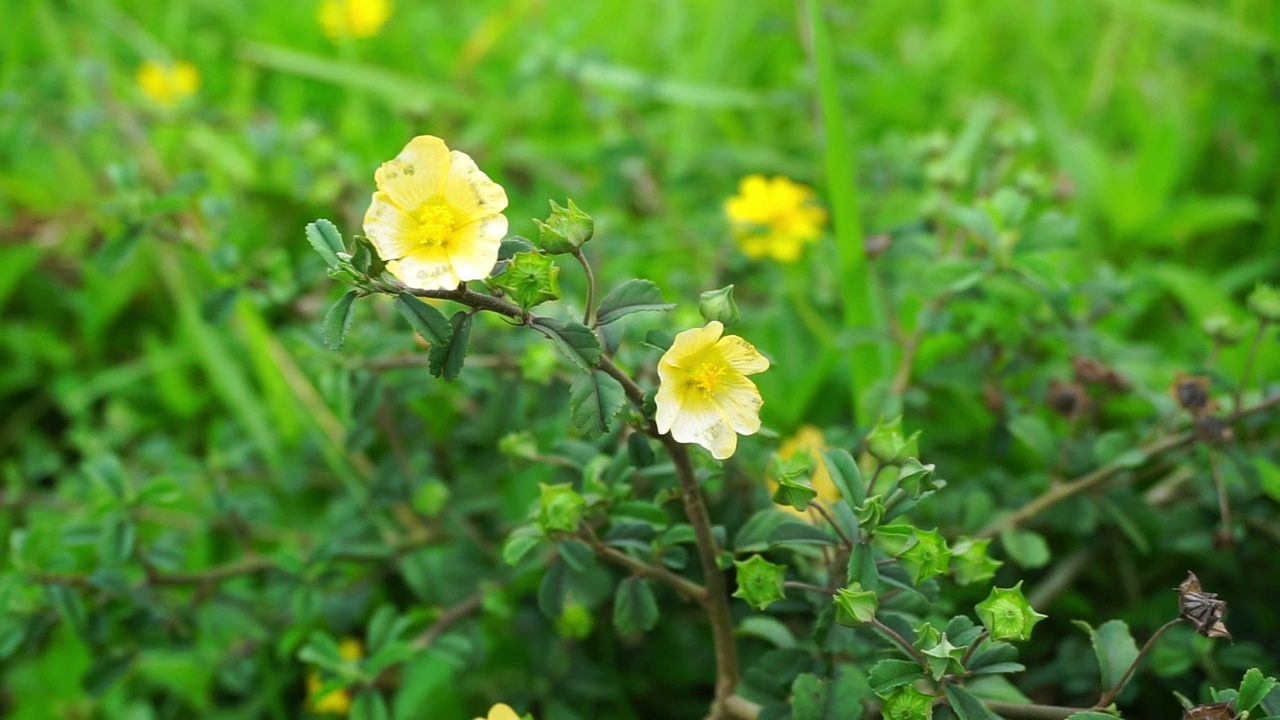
[1072,357,1131,391]
[1176,572,1232,641]
[1192,415,1234,444]
[1182,702,1238,720]
[1047,379,1088,419]
[1171,374,1214,415]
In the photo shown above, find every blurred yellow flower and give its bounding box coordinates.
[656,321,769,460]
[768,425,842,522]
[136,60,200,107]
[725,175,827,263]
[318,0,392,39]
[305,637,364,715]
[476,703,522,720]
[364,135,509,290]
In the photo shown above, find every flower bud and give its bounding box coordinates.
[1201,315,1246,346]
[698,285,740,328]
[833,583,878,626]
[538,483,584,534]
[975,582,1047,642]
[895,458,940,499]
[732,555,786,611]
[1247,283,1280,323]
[534,199,594,254]
[866,415,920,466]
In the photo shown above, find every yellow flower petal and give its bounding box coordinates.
[709,372,764,435]
[319,0,392,39]
[387,246,460,290]
[660,321,725,369]
[137,60,200,107]
[375,136,451,213]
[661,392,740,460]
[447,215,508,280]
[715,335,770,375]
[725,174,826,264]
[444,150,509,224]
[363,192,419,260]
[487,704,521,720]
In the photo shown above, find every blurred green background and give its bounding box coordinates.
[2,0,1279,718]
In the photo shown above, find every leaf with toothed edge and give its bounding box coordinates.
[569,369,626,437]
[322,291,358,350]
[394,293,451,345]
[305,219,346,266]
[428,311,472,381]
[596,279,675,325]
[531,316,602,369]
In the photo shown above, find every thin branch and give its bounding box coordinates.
[1234,319,1270,411]
[1208,449,1233,544]
[573,248,598,327]
[868,617,929,668]
[984,701,1089,720]
[412,592,484,650]
[581,524,707,603]
[978,394,1280,539]
[811,502,854,548]
[784,580,836,596]
[1094,618,1184,708]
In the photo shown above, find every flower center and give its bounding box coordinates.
[690,362,728,397]
[416,204,456,247]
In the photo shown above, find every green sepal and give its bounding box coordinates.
[489,251,561,311]
[733,554,787,611]
[976,582,1047,642]
[537,483,585,534]
[833,583,878,626]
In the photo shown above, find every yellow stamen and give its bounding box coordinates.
[690,362,728,396]
[416,204,456,247]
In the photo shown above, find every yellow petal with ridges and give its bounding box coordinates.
[447,214,507,281]
[445,150,509,224]
[375,136,450,212]
[362,191,419,260]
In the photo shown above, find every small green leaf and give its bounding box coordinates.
[769,522,839,548]
[298,632,345,673]
[944,685,996,720]
[531,316,603,369]
[733,555,787,611]
[896,458,940,499]
[568,370,627,437]
[952,537,1002,586]
[867,416,920,465]
[498,236,536,260]
[323,291,359,350]
[791,668,871,720]
[821,449,865,507]
[1072,619,1137,690]
[305,219,346,266]
[537,561,570,618]
[869,659,926,692]
[394,293,452,345]
[1237,668,1278,711]
[596,279,675,326]
[428,311,472,381]
[558,539,595,572]
[998,528,1051,569]
[613,577,659,634]
[847,543,879,591]
[503,527,543,566]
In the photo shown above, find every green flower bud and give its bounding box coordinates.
[771,475,818,512]
[898,528,951,585]
[877,684,934,720]
[975,582,1047,642]
[872,523,914,556]
[920,633,966,681]
[556,597,594,639]
[489,251,561,311]
[1247,283,1280,323]
[1201,315,1246,346]
[732,555,787,611]
[856,495,886,531]
[698,285,740,328]
[867,416,921,466]
[538,483,585,534]
[411,480,450,517]
[913,622,942,650]
[896,458,940,499]
[534,198,594,254]
[951,537,1002,586]
[833,583,878,626]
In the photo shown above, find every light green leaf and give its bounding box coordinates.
[322,291,358,350]
[305,219,346,266]
[596,279,675,326]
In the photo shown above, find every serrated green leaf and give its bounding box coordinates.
[569,369,627,437]
[531,316,602,369]
[394,293,452,345]
[323,291,358,350]
[869,659,926,692]
[792,669,871,720]
[428,311,472,381]
[596,279,675,325]
[1239,668,1279,712]
[306,219,346,266]
[613,577,659,634]
[1073,619,1138,691]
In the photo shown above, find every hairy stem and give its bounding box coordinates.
[573,248,598,327]
[869,617,929,668]
[582,523,707,603]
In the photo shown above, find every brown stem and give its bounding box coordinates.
[811,502,853,548]
[784,580,836,596]
[581,524,707,603]
[412,592,484,650]
[1094,618,1184,707]
[660,433,740,718]
[984,701,1089,720]
[1208,449,1233,544]
[977,394,1280,539]
[868,617,929,668]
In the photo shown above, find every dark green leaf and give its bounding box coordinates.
[558,539,596,572]
[792,668,871,720]
[1239,668,1278,712]
[82,651,135,696]
[769,522,839,548]
[394,293,451,345]
[869,659,926,692]
[537,560,569,618]
[1073,619,1138,692]
[428,311,473,381]
[821,449,865,507]
[613,577,659,634]
[531,316,602,370]
[735,510,790,552]
[569,369,627,437]
[643,329,674,351]
[305,219,346,266]
[945,685,996,720]
[596,279,675,325]
[627,433,655,467]
[351,690,390,720]
[847,543,879,591]
[498,236,536,260]
[323,291,358,350]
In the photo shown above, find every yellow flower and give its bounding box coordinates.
[318,0,392,39]
[768,425,842,522]
[363,135,509,290]
[725,175,827,263]
[305,638,364,715]
[136,60,200,107]
[476,703,522,720]
[656,321,769,460]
